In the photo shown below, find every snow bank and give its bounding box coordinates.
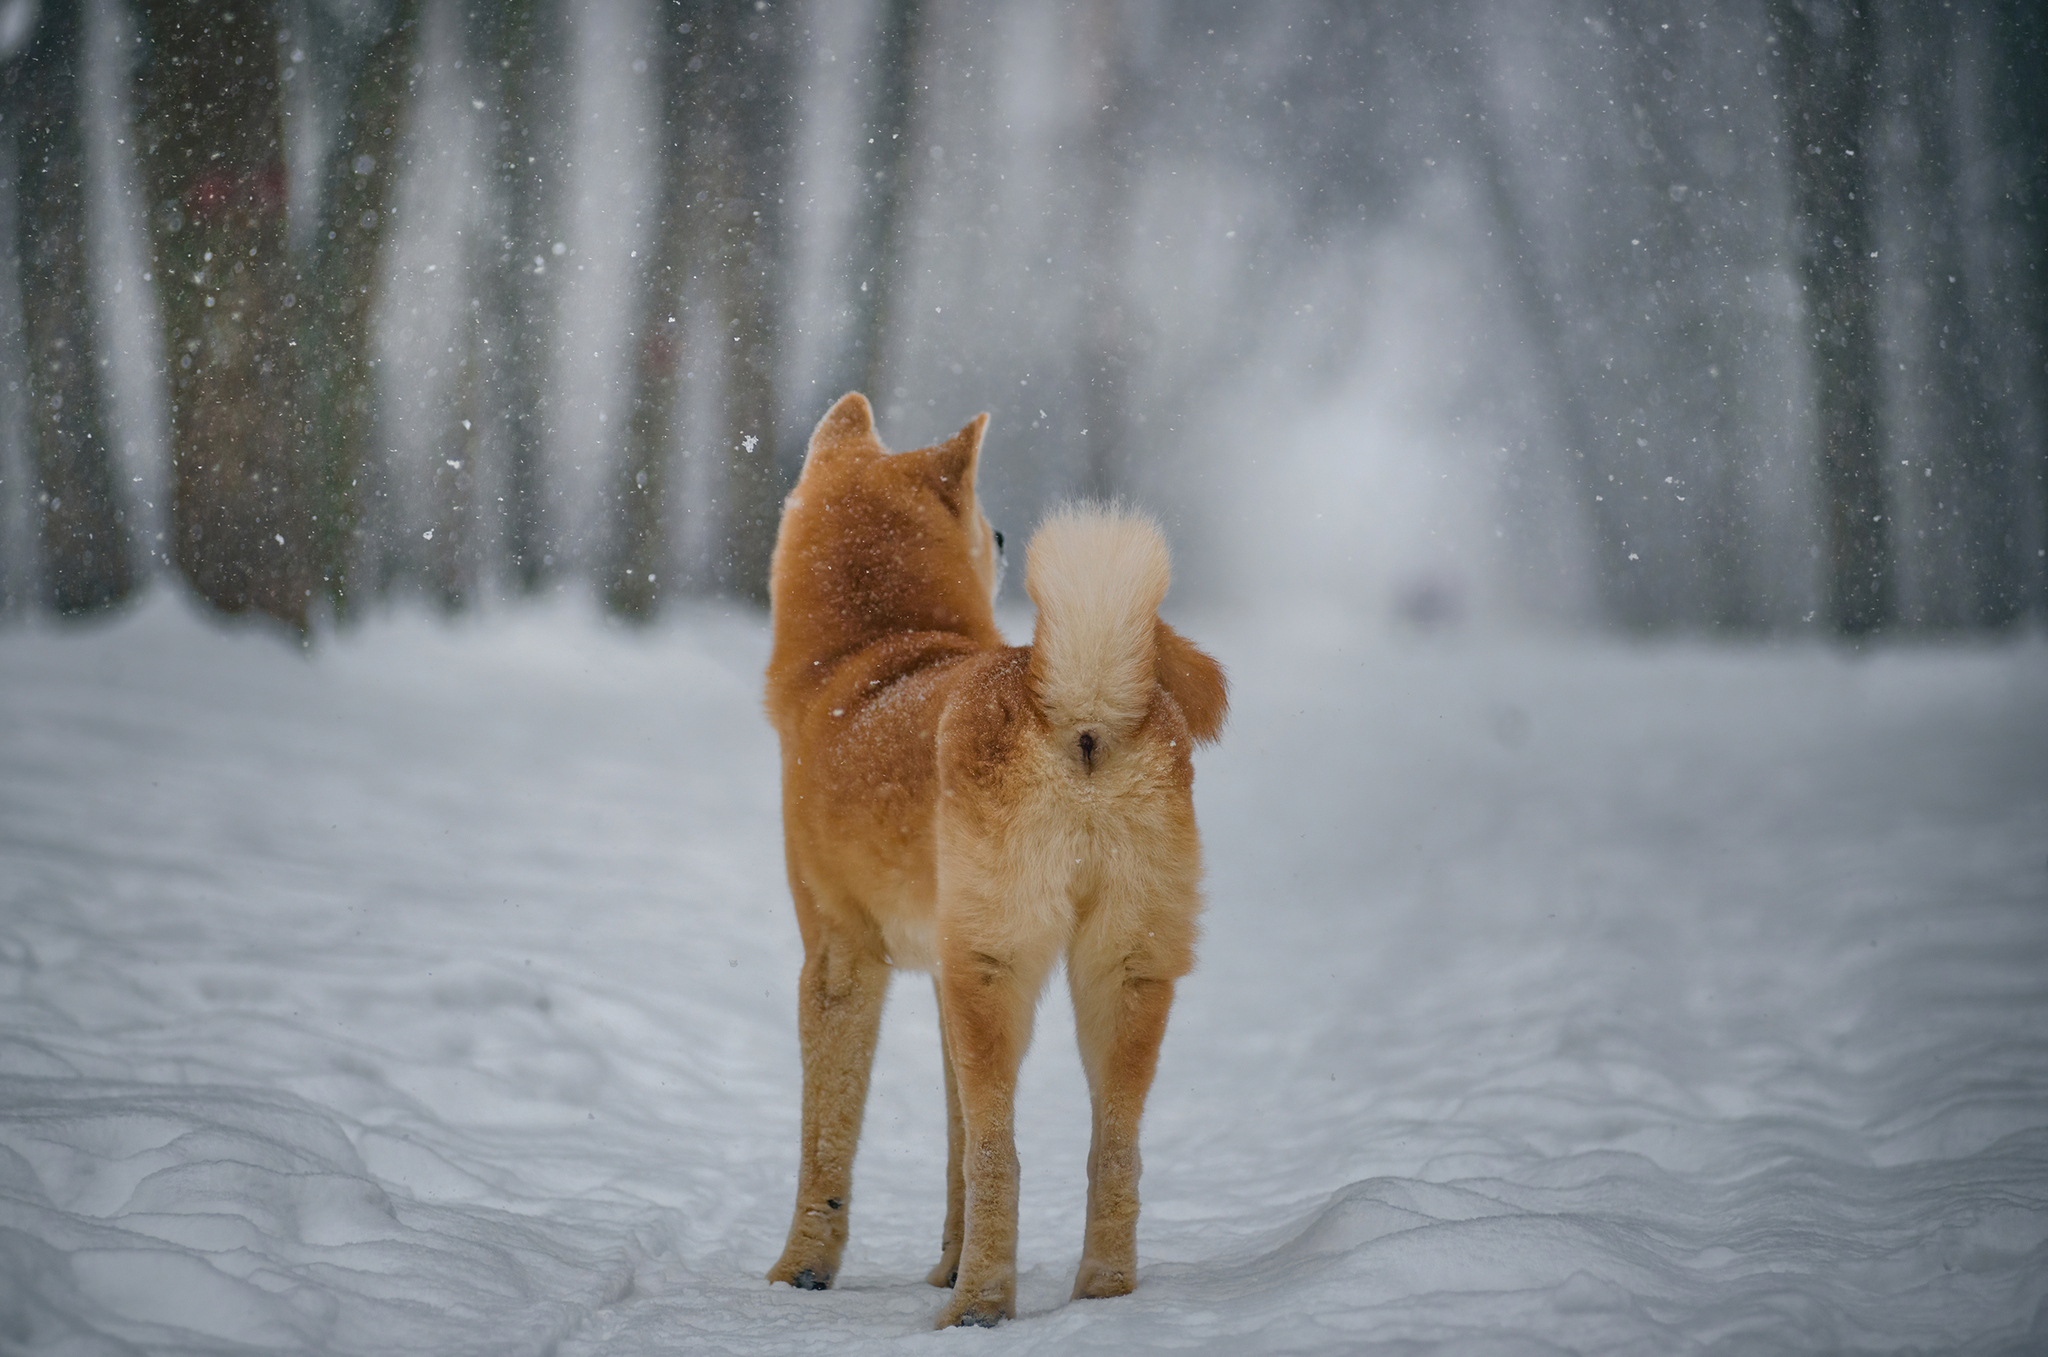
[2,594,2044,1354]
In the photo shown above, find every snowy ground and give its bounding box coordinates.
[2,594,2045,1355]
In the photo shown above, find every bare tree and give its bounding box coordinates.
[1448,52,1651,626]
[7,0,133,616]
[1988,0,2047,620]
[474,0,565,593]
[135,0,313,628]
[1615,4,1769,631]
[299,0,422,617]
[417,0,565,612]
[1074,0,1147,502]
[1890,0,2020,629]
[838,0,923,404]
[699,0,792,606]
[1772,0,1890,635]
[606,0,714,621]
[605,1,790,614]
[427,299,483,611]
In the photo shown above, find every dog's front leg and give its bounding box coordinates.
[932,945,1040,1328]
[768,932,888,1291]
[925,978,966,1289]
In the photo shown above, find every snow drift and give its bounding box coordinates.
[1,595,2044,1354]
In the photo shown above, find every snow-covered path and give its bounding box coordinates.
[3,598,2044,1355]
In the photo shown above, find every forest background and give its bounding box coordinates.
[0,0,2041,639]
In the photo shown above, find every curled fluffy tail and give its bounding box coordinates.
[1024,504,1171,738]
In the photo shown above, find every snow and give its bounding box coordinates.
[3,594,2046,1355]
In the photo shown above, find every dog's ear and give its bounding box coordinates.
[807,392,882,465]
[923,412,988,515]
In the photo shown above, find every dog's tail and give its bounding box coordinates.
[1025,504,1226,756]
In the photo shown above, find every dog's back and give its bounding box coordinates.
[765,398,1223,959]
[765,392,1225,1326]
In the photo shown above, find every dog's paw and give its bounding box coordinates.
[934,1287,1013,1329]
[1070,1259,1134,1300]
[934,1301,1007,1329]
[951,1307,1005,1328]
[767,1259,833,1291]
[924,1251,960,1289]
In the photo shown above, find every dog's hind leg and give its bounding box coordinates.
[925,977,966,1289]
[768,926,889,1291]
[1065,911,1190,1302]
[931,942,1048,1328]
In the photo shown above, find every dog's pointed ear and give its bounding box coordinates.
[924,413,988,514]
[807,392,882,465]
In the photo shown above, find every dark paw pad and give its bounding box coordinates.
[791,1269,831,1291]
[955,1308,1003,1328]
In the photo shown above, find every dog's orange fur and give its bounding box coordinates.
[763,392,1227,1327]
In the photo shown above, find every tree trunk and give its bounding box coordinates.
[605,0,711,621]
[476,0,563,593]
[135,0,311,629]
[300,0,421,618]
[1899,0,2020,629]
[604,241,688,619]
[842,0,921,402]
[1075,0,1144,504]
[700,2,791,606]
[1989,0,2047,620]
[1454,76,1651,627]
[8,2,133,616]
[1772,0,1890,636]
[1618,7,1761,632]
[430,305,483,611]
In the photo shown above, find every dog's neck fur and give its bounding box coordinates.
[767,396,1002,715]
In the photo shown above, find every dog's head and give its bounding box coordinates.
[769,393,1004,652]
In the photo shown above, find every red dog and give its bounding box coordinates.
[764,393,1226,1326]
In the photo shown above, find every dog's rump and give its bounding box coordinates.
[788,513,1226,938]
[912,508,1225,964]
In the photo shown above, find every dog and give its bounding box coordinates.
[762,392,1227,1328]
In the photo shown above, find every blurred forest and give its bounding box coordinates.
[0,0,2040,635]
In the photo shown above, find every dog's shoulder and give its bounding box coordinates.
[795,632,983,729]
